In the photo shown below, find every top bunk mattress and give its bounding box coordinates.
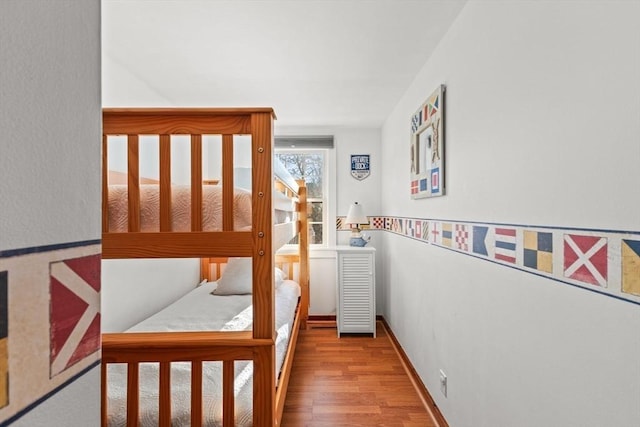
[108,184,253,232]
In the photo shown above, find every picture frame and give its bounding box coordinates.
[410,84,445,199]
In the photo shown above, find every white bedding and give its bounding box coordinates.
[108,185,253,232]
[106,280,301,427]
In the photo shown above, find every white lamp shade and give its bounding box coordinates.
[345,202,369,225]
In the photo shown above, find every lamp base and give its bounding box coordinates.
[349,236,369,247]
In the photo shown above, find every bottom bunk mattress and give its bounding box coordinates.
[106,279,301,427]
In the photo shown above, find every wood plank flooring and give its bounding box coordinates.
[280,322,440,427]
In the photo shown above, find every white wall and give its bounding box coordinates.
[10,366,100,427]
[305,248,338,315]
[332,128,381,227]
[102,54,172,107]
[380,1,640,427]
[101,259,200,332]
[333,127,385,313]
[0,1,101,425]
[0,2,101,252]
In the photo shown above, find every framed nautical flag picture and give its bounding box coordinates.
[410,85,445,199]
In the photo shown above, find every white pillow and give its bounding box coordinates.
[275,267,287,288]
[212,258,252,295]
[211,259,288,295]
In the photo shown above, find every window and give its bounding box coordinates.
[275,150,326,245]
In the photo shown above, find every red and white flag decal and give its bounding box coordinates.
[50,255,100,377]
[563,234,608,287]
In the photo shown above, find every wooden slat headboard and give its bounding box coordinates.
[200,254,303,283]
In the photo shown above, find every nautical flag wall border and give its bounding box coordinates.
[337,215,640,306]
[0,240,101,422]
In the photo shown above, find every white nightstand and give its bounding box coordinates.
[336,246,376,337]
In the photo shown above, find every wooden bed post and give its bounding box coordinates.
[297,179,310,329]
[102,134,109,233]
[251,111,276,427]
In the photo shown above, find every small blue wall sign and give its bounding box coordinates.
[351,154,370,180]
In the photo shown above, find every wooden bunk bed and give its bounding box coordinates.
[100,108,309,427]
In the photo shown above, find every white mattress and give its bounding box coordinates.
[108,185,253,232]
[106,280,301,427]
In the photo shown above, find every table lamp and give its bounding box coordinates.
[345,202,370,247]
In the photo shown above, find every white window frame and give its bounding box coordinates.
[275,147,334,248]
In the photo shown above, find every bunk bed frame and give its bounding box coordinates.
[100,108,309,427]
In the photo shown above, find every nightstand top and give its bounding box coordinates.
[335,245,376,252]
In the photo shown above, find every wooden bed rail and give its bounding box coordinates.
[101,319,302,427]
[102,332,274,427]
[102,231,254,259]
[101,331,270,356]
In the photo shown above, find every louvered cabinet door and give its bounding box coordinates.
[336,247,376,337]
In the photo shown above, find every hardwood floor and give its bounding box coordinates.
[281,322,441,427]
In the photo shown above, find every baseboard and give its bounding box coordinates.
[379,316,449,427]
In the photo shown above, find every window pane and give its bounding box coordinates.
[275,153,324,198]
[310,202,323,222]
[304,154,323,199]
[275,149,326,246]
[310,224,323,245]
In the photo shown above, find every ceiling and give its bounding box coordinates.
[102,0,466,128]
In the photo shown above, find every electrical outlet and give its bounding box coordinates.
[439,369,447,397]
